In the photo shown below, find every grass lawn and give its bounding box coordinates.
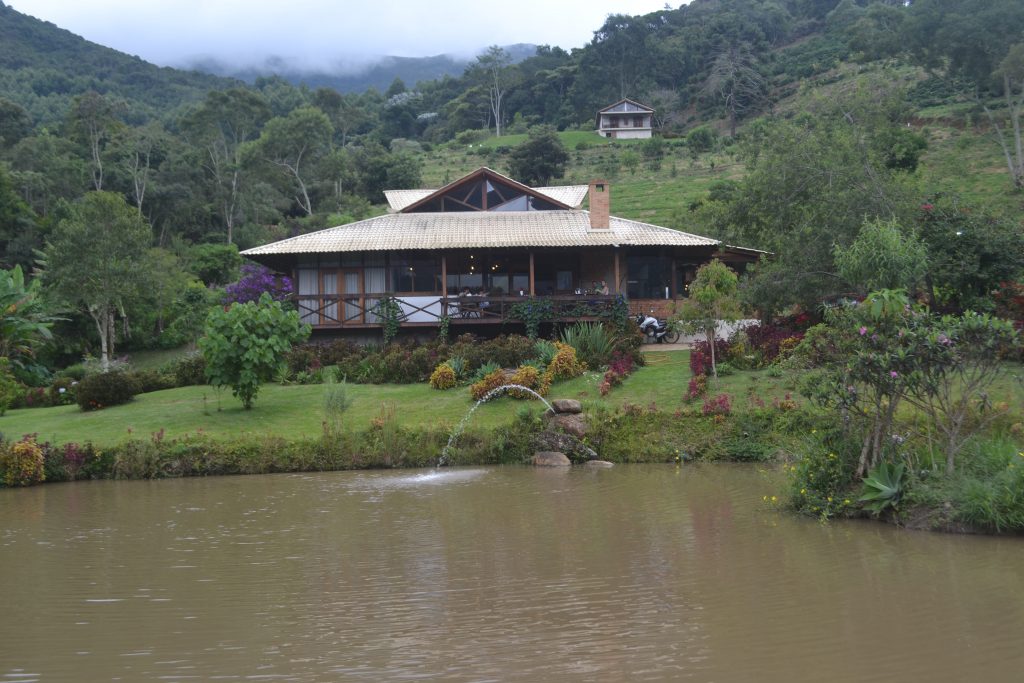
[5,350,807,447]
[10,350,1019,449]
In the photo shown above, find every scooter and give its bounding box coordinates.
[635,312,681,344]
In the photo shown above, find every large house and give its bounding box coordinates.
[596,98,654,139]
[240,167,759,334]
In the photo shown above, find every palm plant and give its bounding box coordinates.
[0,265,58,381]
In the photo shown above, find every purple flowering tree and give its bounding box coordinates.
[223,263,294,305]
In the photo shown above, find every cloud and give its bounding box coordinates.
[13,0,674,69]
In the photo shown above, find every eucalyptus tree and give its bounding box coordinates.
[244,106,333,216]
[181,88,270,243]
[66,91,122,191]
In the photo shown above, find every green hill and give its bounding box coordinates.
[0,1,237,125]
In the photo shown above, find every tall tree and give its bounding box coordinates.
[67,91,121,192]
[112,121,168,216]
[704,42,766,136]
[244,106,333,216]
[44,192,150,369]
[475,46,515,137]
[695,84,919,313]
[181,88,270,243]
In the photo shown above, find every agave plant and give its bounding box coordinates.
[858,461,906,514]
[560,321,614,367]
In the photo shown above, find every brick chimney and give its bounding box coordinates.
[588,179,610,230]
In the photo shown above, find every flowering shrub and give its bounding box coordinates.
[429,363,457,390]
[1,435,45,486]
[701,393,732,416]
[223,263,294,304]
[599,352,634,396]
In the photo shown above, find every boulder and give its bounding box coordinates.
[547,413,588,438]
[532,451,571,467]
[531,431,598,462]
[550,399,583,414]
[584,460,614,469]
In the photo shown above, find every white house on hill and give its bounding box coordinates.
[596,98,654,139]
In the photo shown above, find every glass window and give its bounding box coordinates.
[626,252,672,299]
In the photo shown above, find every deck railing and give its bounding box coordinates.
[296,294,623,328]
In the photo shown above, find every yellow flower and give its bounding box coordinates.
[770,496,778,503]
[827,496,833,503]
[800,488,806,495]
[843,499,851,505]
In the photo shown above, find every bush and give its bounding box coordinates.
[47,377,77,406]
[701,394,732,416]
[690,339,731,376]
[76,371,140,411]
[789,428,859,519]
[508,364,549,398]
[0,358,19,415]
[128,369,177,394]
[545,341,586,381]
[0,435,45,486]
[599,351,634,396]
[429,363,457,390]
[470,369,509,401]
[685,374,707,402]
[167,353,207,387]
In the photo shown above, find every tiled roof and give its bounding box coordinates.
[240,211,719,256]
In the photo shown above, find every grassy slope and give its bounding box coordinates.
[413,61,1021,228]
[10,350,1022,448]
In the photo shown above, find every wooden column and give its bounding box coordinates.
[613,249,621,295]
[440,253,447,316]
[529,251,535,296]
[670,258,677,299]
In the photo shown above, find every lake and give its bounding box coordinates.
[1,464,1022,681]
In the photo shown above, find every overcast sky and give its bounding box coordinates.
[12,0,676,70]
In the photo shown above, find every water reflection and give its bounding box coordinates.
[1,465,1022,681]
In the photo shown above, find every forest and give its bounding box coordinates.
[0,0,1022,376]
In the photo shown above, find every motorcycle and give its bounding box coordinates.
[635,312,681,344]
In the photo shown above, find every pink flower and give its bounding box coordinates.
[859,326,867,335]
[889,371,898,378]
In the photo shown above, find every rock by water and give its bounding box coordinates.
[550,399,583,414]
[532,452,571,467]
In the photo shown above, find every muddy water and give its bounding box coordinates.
[1,465,1022,682]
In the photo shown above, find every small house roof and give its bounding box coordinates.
[597,98,654,115]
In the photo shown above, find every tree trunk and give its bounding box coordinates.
[707,328,717,379]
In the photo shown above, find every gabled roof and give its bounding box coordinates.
[597,98,654,115]
[399,167,573,213]
[384,183,589,212]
